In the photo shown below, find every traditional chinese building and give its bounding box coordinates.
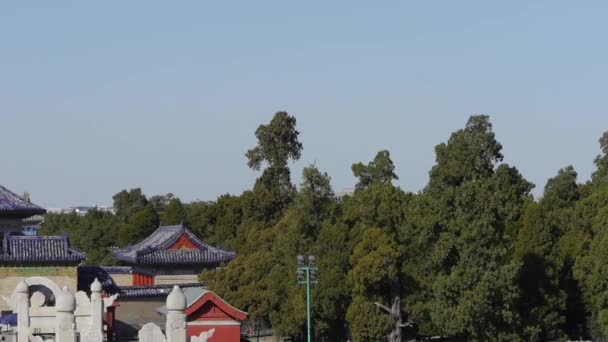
[157,287,248,341]
[111,224,235,286]
[0,184,85,313]
[78,225,237,340]
[0,185,46,234]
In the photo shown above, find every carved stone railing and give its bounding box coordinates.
[10,278,211,342]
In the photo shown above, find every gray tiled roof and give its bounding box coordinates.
[78,266,132,292]
[78,266,207,298]
[0,233,86,264]
[112,225,235,266]
[0,185,46,216]
[117,283,205,299]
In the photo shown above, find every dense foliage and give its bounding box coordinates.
[40,112,608,341]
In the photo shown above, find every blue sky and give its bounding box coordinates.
[2,1,608,207]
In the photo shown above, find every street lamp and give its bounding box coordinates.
[297,255,318,342]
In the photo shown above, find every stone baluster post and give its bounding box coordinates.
[165,285,187,342]
[82,278,104,342]
[15,280,30,342]
[55,286,77,342]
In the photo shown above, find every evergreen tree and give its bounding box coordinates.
[346,228,400,341]
[514,166,580,340]
[313,222,351,340]
[112,188,148,220]
[592,131,608,184]
[245,111,303,223]
[41,209,122,265]
[411,116,533,340]
[205,112,304,336]
[162,198,186,225]
[117,202,160,246]
[573,130,608,339]
[186,195,243,250]
[352,150,399,190]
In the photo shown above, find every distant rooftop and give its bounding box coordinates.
[112,224,235,266]
[78,266,206,298]
[0,185,46,217]
[0,232,85,264]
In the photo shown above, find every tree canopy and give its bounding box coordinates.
[40,113,608,341]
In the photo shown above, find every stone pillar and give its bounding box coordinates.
[165,285,187,342]
[83,278,104,342]
[15,280,30,342]
[55,286,77,342]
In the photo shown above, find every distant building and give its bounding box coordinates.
[157,287,248,341]
[336,187,355,199]
[0,185,46,234]
[112,224,235,286]
[78,224,237,341]
[47,206,116,216]
[0,184,85,313]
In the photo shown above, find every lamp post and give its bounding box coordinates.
[297,255,318,342]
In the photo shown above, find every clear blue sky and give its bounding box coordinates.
[2,1,608,207]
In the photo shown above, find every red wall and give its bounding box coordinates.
[168,234,199,250]
[185,295,247,342]
[187,325,241,341]
[133,273,154,286]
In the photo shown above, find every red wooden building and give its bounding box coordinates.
[186,290,248,340]
[158,287,247,341]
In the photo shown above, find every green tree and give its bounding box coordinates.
[514,166,580,340]
[162,198,186,225]
[117,203,160,246]
[592,131,608,184]
[409,115,533,340]
[313,222,351,340]
[352,150,398,190]
[40,209,122,266]
[112,188,148,220]
[573,131,608,339]
[347,228,400,341]
[427,115,503,191]
[294,165,336,241]
[245,111,303,223]
[204,113,305,337]
[186,195,243,250]
[265,166,337,337]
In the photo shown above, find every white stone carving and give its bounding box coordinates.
[103,293,118,310]
[16,281,30,342]
[166,286,188,342]
[30,292,46,308]
[138,323,166,342]
[191,328,215,342]
[81,278,103,342]
[55,287,77,342]
[14,279,191,342]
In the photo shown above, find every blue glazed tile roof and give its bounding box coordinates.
[0,185,46,216]
[112,225,235,266]
[78,266,130,292]
[0,233,86,264]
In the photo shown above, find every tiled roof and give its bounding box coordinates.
[115,283,205,299]
[0,185,46,216]
[112,225,235,266]
[78,266,129,293]
[78,266,208,299]
[0,233,85,264]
